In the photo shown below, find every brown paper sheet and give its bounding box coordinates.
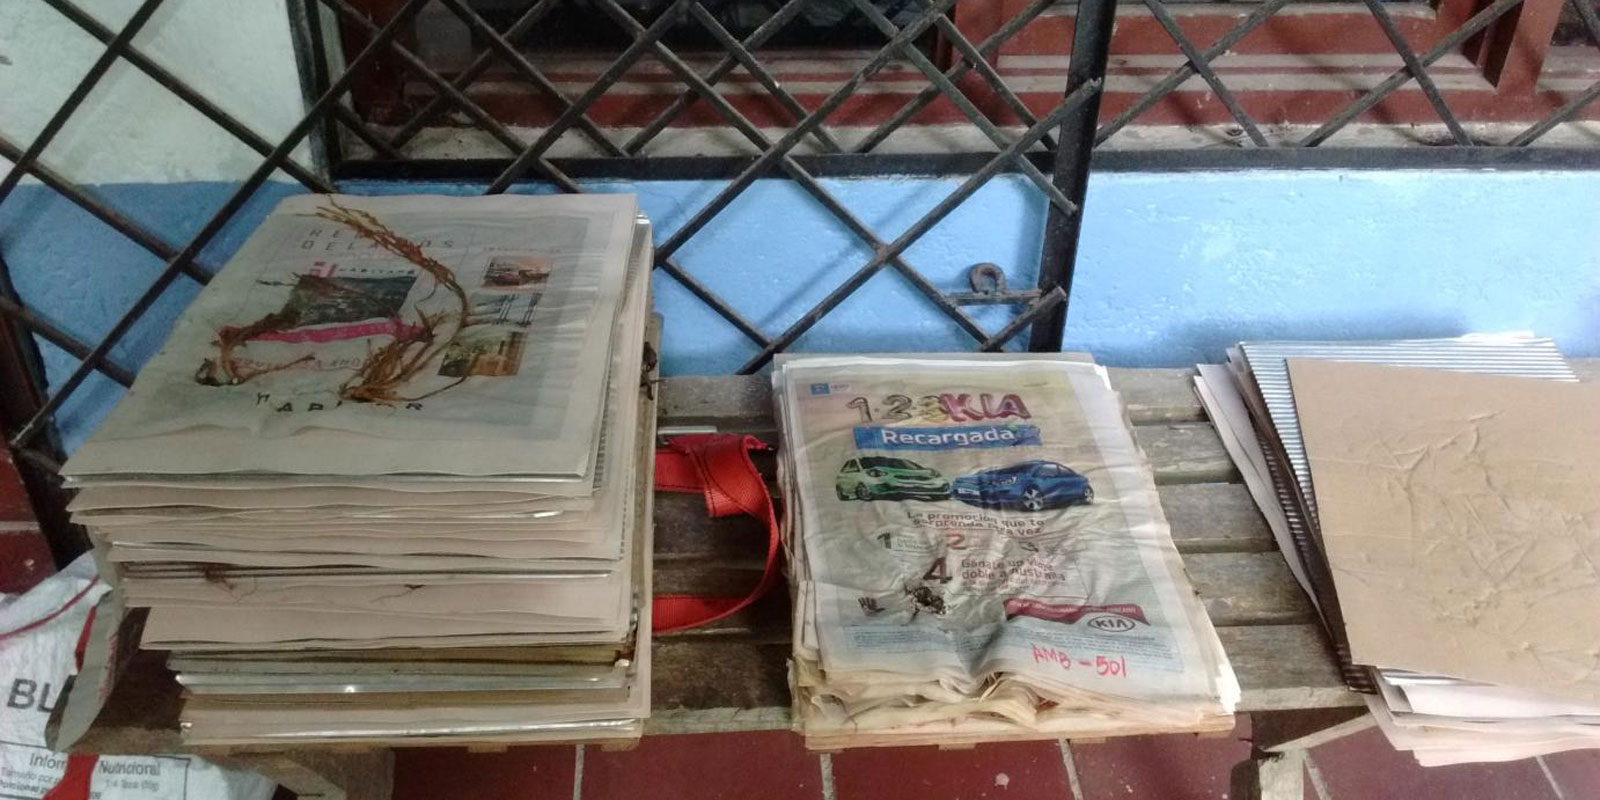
[1290,360,1600,702]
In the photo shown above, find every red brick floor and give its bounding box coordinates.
[1069,717,1252,800]
[388,719,1599,800]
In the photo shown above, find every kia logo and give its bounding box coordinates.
[1087,615,1137,632]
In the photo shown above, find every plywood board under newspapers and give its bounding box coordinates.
[802,713,1235,750]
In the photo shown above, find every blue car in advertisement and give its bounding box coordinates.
[950,460,1094,512]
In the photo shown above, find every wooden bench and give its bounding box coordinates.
[67,362,1598,800]
[650,368,1362,800]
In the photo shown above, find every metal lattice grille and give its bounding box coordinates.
[5,0,1600,562]
[0,0,1114,564]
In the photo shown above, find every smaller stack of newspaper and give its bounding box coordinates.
[1196,334,1600,766]
[774,354,1238,748]
[59,194,654,746]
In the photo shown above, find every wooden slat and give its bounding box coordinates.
[659,375,771,430]
[655,548,1314,642]
[1161,483,1274,553]
[658,366,1205,429]
[655,565,773,596]
[1218,625,1360,711]
[647,622,1357,734]
[654,425,1248,568]
[655,481,1273,565]
[1133,423,1238,484]
[652,641,791,713]
[1106,367,1204,423]
[655,492,770,564]
[1186,552,1315,626]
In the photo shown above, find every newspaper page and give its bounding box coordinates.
[65,194,637,479]
[777,356,1235,708]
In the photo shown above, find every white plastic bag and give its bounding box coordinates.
[0,556,275,799]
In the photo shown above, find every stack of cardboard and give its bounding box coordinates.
[59,194,654,746]
[774,354,1237,749]
[1197,335,1600,765]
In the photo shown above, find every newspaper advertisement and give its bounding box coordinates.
[84,193,637,445]
[779,356,1232,703]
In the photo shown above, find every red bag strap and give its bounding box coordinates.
[0,577,98,644]
[651,434,783,635]
[41,754,96,800]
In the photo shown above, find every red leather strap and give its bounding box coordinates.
[652,434,783,635]
[42,755,96,800]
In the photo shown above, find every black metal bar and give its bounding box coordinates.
[922,10,1048,144]
[847,0,1078,216]
[0,0,168,205]
[1094,146,1600,170]
[1028,0,1114,353]
[590,0,772,151]
[685,5,843,154]
[1097,0,1292,145]
[1298,0,1525,146]
[597,0,990,343]
[1510,85,1600,146]
[737,78,1102,373]
[855,0,1057,154]
[434,0,628,158]
[0,256,49,410]
[386,0,563,150]
[0,254,86,565]
[42,0,334,192]
[7,0,432,452]
[1142,0,1268,148]
[1361,0,1472,146]
[333,143,1600,182]
[946,289,1042,306]
[0,296,137,387]
[10,447,66,485]
[592,0,1025,357]
[343,0,771,345]
[332,104,408,160]
[652,264,774,348]
[625,0,825,155]
[654,0,962,262]
[485,0,700,194]
[335,0,774,347]
[327,0,531,160]
[299,0,344,171]
[0,134,216,284]
[1509,0,1600,146]
[334,153,1009,180]
[980,287,1065,351]
[652,261,774,347]
[372,3,773,345]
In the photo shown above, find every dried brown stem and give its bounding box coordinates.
[313,199,470,406]
[193,199,471,405]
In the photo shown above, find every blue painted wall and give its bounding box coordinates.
[4,170,1598,448]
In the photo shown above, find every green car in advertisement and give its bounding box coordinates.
[835,456,950,501]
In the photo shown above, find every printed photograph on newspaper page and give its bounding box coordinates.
[779,357,1227,703]
[87,194,636,447]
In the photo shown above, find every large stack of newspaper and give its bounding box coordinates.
[58,194,654,746]
[1195,334,1600,765]
[773,354,1238,748]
